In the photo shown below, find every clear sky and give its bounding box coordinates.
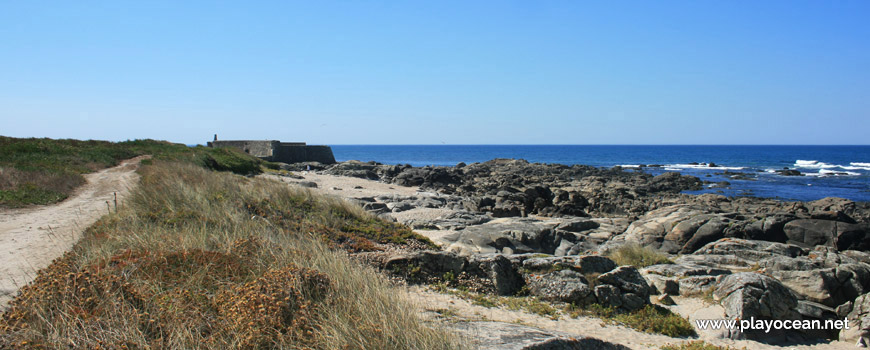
[1,1,868,145]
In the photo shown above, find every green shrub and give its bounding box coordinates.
[200,147,263,174]
[568,304,695,337]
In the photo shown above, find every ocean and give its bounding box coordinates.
[330,145,870,202]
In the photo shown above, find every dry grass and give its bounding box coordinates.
[0,161,460,349]
[0,136,267,207]
[607,244,673,268]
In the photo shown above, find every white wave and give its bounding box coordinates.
[795,160,870,171]
[764,169,777,173]
[664,167,683,171]
[668,163,747,170]
[842,165,870,171]
[618,164,641,168]
[794,160,837,169]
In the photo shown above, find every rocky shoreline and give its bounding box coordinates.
[277,159,870,348]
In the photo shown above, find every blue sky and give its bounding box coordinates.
[1,1,868,145]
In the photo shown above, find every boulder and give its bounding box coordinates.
[465,254,524,296]
[784,219,838,247]
[522,255,617,275]
[622,206,734,253]
[644,274,679,295]
[772,263,870,307]
[679,276,722,296]
[526,270,594,304]
[841,292,870,344]
[713,273,800,341]
[449,321,630,350]
[383,251,466,279]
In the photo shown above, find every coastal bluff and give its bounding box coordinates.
[207,139,336,164]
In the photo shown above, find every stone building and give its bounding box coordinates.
[207,139,336,164]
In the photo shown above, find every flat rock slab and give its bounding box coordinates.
[450,321,631,350]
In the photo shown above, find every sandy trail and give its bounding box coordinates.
[0,156,147,309]
[275,172,854,350]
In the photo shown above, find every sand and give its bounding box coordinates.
[0,156,147,309]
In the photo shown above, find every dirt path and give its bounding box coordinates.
[0,156,147,309]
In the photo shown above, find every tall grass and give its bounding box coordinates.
[607,244,673,268]
[0,161,459,349]
[0,136,265,207]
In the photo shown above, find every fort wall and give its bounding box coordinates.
[207,140,336,164]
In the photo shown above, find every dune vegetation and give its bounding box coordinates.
[0,137,267,207]
[0,141,459,349]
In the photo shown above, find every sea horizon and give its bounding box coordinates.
[328,144,870,203]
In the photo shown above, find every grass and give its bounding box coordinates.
[433,285,560,320]
[566,304,696,338]
[0,136,267,207]
[0,161,458,349]
[607,244,674,268]
[433,284,694,337]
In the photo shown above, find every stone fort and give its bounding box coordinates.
[207,138,336,164]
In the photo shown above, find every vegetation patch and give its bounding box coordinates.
[0,136,269,207]
[566,304,696,338]
[0,161,459,349]
[607,244,673,268]
[433,285,560,320]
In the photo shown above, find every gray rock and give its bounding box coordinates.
[594,284,623,308]
[598,266,650,298]
[643,263,731,278]
[796,300,837,320]
[449,321,631,350]
[439,219,561,256]
[295,181,318,188]
[713,272,800,341]
[556,219,600,233]
[620,293,647,311]
[383,251,466,277]
[526,270,593,304]
[387,201,414,212]
[693,238,807,261]
[466,254,524,296]
[841,292,870,344]
[522,255,617,275]
[784,219,838,247]
[657,294,676,306]
[643,274,679,295]
[679,275,721,296]
[772,263,870,307]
